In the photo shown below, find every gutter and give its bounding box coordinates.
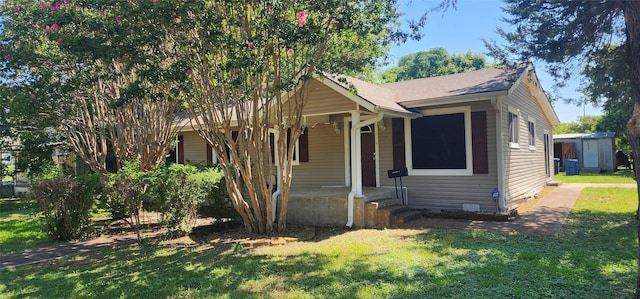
[492,96,508,211]
[346,111,384,228]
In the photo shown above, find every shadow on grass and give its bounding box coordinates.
[0,208,636,298]
[408,208,637,298]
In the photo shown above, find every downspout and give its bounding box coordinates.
[492,96,508,211]
[346,111,385,227]
[271,130,282,223]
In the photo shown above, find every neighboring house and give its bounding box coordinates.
[176,63,560,227]
[553,132,616,173]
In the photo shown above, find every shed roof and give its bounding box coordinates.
[554,132,616,139]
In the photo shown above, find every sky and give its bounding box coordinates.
[389,0,602,123]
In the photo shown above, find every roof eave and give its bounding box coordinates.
[398,90,508,109]
[514,65,561,127]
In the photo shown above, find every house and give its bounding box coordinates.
[553,132,616,173]
[176,63,560,227]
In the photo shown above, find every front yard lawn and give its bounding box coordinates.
[555,171,636,184]
[0,198,51,254]
[0,187,637,298]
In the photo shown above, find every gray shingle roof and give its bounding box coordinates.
[322,74,412,114]
[382,65,528,104]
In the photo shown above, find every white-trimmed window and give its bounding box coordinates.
[527,116,536,151]
[508,106,520,149]
[270,128,308,166]
[405,106,472,176]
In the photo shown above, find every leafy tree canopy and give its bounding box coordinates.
[379,47,487,83]
[553,115,602,135]
[0,0,434,233]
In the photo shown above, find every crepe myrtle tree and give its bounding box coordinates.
[168,0,430,234]
[0,1,183,175]
[1,1,188,243]
[2,0,433,234]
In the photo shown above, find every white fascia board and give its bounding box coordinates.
[399,91,508,109]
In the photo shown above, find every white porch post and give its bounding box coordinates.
[351,111,363,197]
[270,128,282,223]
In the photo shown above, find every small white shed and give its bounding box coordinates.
[553,132,616,173]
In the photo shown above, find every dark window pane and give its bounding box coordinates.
[411,113,466,169]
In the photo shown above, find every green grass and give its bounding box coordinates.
[0,198,51,254]
[555,170,637,184]
[0,188,637,298]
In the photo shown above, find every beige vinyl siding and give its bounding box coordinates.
[280,79,358,117]
[502,82,554,209]
[378,100,500,212]
[291,122,346,187]
[181,131,209,165]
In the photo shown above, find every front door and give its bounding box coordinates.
[361,125,376,187]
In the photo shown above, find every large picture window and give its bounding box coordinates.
[406,106,472,176]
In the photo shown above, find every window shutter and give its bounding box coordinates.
[177,135,185,164]
[392,118,406,169]
[471,111,488,174]
[299,127,309,162]
[206,143,213,163]
[270,133,275,163]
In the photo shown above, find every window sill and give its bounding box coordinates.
[529,145,536,151]
[509,142,520,149]
[409,168,473,176]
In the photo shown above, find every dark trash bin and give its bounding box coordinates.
[565,159,579,176]
[553,158,560,175]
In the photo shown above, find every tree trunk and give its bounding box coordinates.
[623,1,640,297]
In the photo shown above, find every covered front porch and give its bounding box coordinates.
[284,186,415,228]
[269,76,419,228]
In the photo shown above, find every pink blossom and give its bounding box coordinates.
[296,10,307,27]
[248,42,255,49]
[30,93,35,98]
[15,6,20,12]
[286,48,294,56]
[115,16,123,22]
[345,53,350,60]
[39,2,48,10]
[46,24,60,32]
[50,2,60,12]
[109,88,117,96]
[57,39,63,44]
[153,0,159,3]
[185,69,193,75]
[30,66,37,72]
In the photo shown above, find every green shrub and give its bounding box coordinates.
[100,161,233,238]
[190,167,237,222]
[145,164,205,236]
[102,161,145,220]
[31,175,98,241]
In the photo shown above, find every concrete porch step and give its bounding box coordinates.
[390,210,422,227]
[368,198,402,209]
[365,199,409,228]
